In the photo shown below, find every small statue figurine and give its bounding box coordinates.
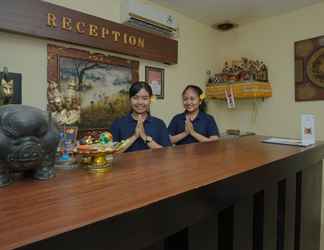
[222,62,230,74]
[47,80,80,125]
[0,67,14,106]
[216,58,269,84]
[206,70,213,84]
[0,105,60,187]
[239,71,250,81]
[214,73,225,83]
[64,79,80,125]
[256,62,268,82]
[65,79,79,107]
[47,80,62,111]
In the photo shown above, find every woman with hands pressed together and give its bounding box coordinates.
[110,81,171,153]
[168,85,220,145]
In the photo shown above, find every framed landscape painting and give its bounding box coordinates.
[47,44,139,131]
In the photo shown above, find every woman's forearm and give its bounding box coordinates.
[191,131,219,142]
[170,132,188,144]
[117,134,138,153]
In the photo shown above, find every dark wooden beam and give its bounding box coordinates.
[0,0,178,65]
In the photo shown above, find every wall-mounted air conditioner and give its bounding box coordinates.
[120,0,178,38]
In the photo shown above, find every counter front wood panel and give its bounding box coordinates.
[0,136,323,250]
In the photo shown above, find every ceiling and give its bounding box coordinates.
[149,0,323,27]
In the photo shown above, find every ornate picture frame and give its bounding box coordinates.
[145,66,165,99]
[295,35,324,101]
[47,44,139,132]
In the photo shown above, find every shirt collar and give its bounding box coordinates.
[182,111,202,122]
[127,112,152,123]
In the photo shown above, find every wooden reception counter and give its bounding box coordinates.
[0,135,323,250]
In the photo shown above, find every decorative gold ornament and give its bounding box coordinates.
[199,93,206,100]
[150,95,157,102]
[306,48,324,88]
[75,138,128,174]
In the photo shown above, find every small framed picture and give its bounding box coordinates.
[59,126,78,153]
[0,71,22,106]
[64,127,78,143]
[145,66,164,99]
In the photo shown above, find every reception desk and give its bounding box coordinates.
[0,136,323,250]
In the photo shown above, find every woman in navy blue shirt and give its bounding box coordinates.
[168,85,219,145]
[110,81,171,152]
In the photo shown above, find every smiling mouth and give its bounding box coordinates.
[135,106,146,110]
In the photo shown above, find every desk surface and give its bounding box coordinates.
[0,135,322,250]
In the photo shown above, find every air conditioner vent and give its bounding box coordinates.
[126,17,175,37]
[121,0,178,38]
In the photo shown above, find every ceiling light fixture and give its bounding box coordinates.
[212,21,238,31]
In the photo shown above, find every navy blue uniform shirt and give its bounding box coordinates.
[110,113,171,152]
[168,111,219,145]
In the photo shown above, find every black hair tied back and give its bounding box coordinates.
[129,81,153,98]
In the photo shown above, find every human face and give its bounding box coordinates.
[130,88,151,115]
[183,88,201,113]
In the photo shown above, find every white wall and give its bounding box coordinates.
[209,2,324,140]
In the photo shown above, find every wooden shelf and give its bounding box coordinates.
[206,82,272,99]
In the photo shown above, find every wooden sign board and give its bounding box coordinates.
[0,0,178,65]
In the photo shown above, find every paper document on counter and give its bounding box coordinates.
[262,137,313,147]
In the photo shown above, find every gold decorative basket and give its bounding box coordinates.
[76,149,115,173]
[206,82,272,99]
[75,141,126,174]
